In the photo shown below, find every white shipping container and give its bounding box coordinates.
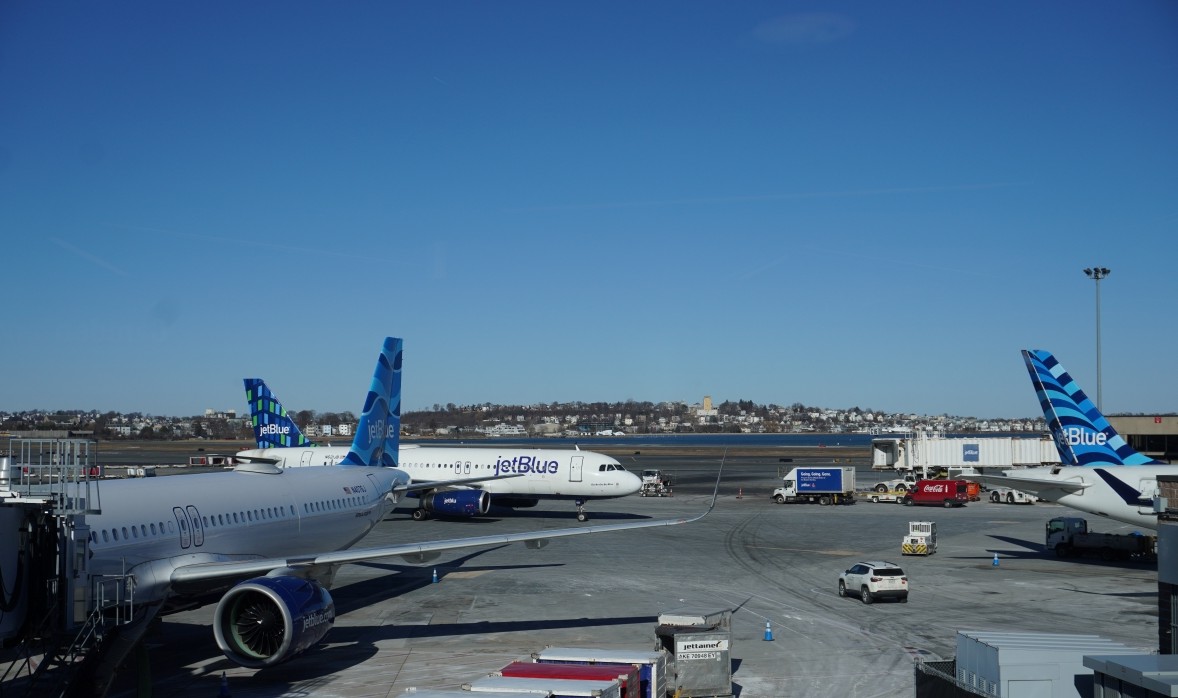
[531,647,668,698]
[464,675,620,698]
[955,630,1143,698]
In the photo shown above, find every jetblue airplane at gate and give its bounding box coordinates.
[81,338,715,676]
[972,349,1171,530]
[237,378,641,521]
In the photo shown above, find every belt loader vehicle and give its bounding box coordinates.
[772,466,856,505]
[1045,516,1156,561]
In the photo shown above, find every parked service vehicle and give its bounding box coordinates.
[899,479,970,508]
[875,475,916,492]
[989,486,1037,504]
[640,469,671,497]
[838,561,909,604]
[1045,516,1157,561]
[902,521,937,556]
[772,466,856,505]
[859,489,902,503]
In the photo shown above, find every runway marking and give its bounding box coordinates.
[743,546,859,556]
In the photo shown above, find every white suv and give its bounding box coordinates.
[838,561,909,604]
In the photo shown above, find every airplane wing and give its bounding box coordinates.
[397,473,521,493]
[170,465,722,586]
[971,472,1091,496]
[171,506,711,585]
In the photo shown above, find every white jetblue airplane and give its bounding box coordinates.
[972,349,1172,530]
[83,338,716,673]
[237,379,640,522]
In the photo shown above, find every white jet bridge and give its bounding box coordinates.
[0,438,136,698]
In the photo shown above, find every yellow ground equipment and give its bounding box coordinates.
[902,521,937,556]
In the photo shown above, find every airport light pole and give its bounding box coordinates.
[1083,267,1111,412]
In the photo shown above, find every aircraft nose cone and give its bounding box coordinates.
[622,471,642,494]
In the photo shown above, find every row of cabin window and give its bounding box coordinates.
[91,495,370,545]
[402,461,628,472]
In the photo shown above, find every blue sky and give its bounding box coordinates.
[2,2,1175,418]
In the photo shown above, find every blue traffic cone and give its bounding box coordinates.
[218,672,230,697]
[992,553,1000,567]
[432,568,439,583]
[763,620,774,641]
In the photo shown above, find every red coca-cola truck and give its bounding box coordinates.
[899,479,970,508]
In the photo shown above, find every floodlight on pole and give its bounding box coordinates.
[1082,267,1111,411]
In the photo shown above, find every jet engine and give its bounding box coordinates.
[420,489,491,517]
[213,576,334,668]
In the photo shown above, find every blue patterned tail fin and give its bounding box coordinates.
[1023,349,1160,466]
[244,378,316,448]
[341,337,402,467]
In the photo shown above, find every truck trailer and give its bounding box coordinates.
[772,466,856,505]
[1045,517,1156,561]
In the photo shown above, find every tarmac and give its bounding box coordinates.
[77,453,1160,697]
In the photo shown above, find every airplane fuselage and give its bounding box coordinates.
[85,464,408,603]
[235,445,640,500]
[992,465,1171,530]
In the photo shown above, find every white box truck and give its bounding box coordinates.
[772,466,856,505]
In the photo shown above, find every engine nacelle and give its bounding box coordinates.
[213,576,334,668]
[420,489,490,517]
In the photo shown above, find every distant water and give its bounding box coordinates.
[407,432,1044,449]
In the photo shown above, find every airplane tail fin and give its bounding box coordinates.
[342,337,403,467]
[243,378,317,449]
[1022,349,1160,466]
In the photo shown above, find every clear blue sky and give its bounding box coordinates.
[2,2,1175,418]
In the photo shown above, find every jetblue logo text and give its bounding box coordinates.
[259,424,290,435]
[302,608,334,631]
[494,456,559,476]
[1057,426,1108,449]
[963,444,979,462]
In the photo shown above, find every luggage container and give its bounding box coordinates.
[497,661,639,698]
[464,675,620,697]
[532,647,668,698]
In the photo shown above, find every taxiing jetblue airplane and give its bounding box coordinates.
[972,349,1171,530]
[83,338,715,673]
[237,378,641,522]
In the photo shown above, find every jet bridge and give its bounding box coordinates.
[0,439,134,696]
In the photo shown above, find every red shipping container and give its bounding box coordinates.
[498,661,640,698]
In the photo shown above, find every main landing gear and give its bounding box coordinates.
[576,499,589,522]
[411,508,432,521]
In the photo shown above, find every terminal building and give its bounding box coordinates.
[1109,416,1178,463]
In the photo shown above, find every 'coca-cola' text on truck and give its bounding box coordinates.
[899,479,970,508]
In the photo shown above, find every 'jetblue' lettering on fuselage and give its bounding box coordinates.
[493,456,560,477]
[259,424,290,435]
